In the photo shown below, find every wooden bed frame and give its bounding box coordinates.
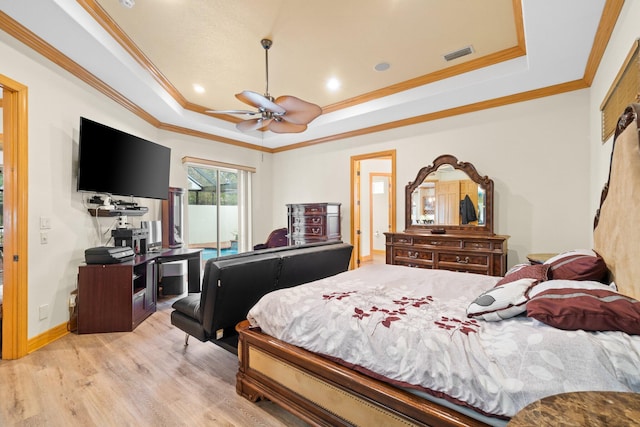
[236,104,640,427]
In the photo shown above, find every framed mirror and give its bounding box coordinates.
[404,154,494,235]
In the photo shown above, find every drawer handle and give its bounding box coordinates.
[456,256,470,264]
[311,227,321,235]
[311,217,321,224]
[408,251,419,259]
[430,241,441,245]
[397,238,410,243]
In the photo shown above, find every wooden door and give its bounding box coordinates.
[435,180,460,225]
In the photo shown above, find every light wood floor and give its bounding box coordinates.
[0,297,309,427]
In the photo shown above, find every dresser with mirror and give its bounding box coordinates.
[385,154,509,276]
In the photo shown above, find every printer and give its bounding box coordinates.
[84,246,135,264]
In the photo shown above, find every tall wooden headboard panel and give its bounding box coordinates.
[593,103,640,300]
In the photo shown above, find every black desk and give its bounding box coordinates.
[137,247,202,293]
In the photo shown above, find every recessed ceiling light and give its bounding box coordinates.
[193,84,205,94]
[374,62,390,72]
[119,0,135,8]
[326,77,341,91]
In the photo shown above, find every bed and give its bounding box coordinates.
[235,103,640,426]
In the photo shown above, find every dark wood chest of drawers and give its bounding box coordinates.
[287,203,341,245]
[385,232,509,276]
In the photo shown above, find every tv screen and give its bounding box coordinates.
[77,117,171,200]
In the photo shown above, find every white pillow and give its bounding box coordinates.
[467,278,538,321]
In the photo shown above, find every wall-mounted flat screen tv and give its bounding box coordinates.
[77,117,171,200]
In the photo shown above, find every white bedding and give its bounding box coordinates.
[247,264,640,419]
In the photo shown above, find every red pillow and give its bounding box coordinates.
[526,280,640,335]
[496,263,549,287]
[543,249,607,282]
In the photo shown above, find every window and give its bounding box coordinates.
[182,157,254,259]
[600,40,640,142]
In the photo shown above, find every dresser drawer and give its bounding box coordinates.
[290,204,327,215]
[292,224,326,237]
[413,236,463,249]
[292,215,324,226]
[394,248,433,262]
[462,240,492,250]
[292,237,327,245]
[438,252,489,267]
[391,235,413,245]
[396,261,434,269]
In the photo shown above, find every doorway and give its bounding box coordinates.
[369,173,392,265]
[0,74,29,360]
[350,150,396,268]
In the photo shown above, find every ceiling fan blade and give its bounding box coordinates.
[268,120,308,134]
[206,109,260,116]
[236,91,286,114]
[275,95,322,125]
[236,117,271,132]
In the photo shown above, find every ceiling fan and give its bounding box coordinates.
[208,39,322,134]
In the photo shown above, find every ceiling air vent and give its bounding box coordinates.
[443,45,474,62]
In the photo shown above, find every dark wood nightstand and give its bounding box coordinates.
[526,253,557,265]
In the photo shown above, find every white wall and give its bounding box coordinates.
[588,1,640,232]
[272,90,592,268]
[0,32,272,338]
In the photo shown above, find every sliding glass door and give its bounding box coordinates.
[187,165,251,259]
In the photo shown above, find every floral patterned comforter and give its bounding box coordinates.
[247,264,640,419]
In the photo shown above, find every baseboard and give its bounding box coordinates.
[27,322,69,353]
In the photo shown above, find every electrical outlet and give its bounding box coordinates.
[40,231,49,245]
[39,304,49,320]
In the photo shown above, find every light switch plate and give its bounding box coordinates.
[40,216,51,229]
